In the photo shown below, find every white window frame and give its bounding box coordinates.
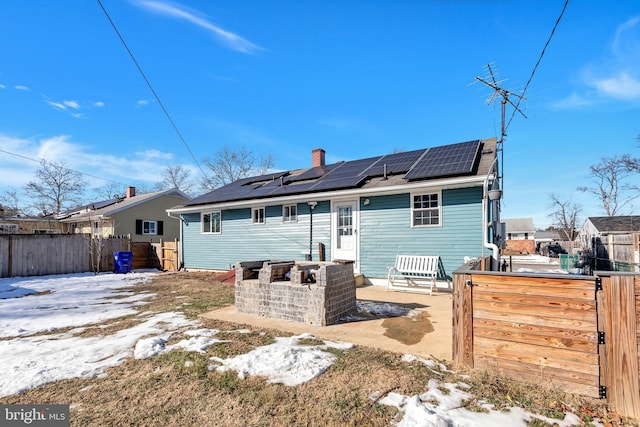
[252,207,265,224]
[142,220,158,235]
[0,224,18,234]
[282,204,297,223]
[411,191,441,227]
[202,211,221,234]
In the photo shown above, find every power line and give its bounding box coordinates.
[96,0,210,183]
[505,0,569,132]
[0,148,128,186]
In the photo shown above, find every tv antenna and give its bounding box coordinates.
[473,63,527,192]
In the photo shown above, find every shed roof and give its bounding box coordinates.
[587,216,640,233]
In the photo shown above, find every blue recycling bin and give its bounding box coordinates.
[114,251,133,274]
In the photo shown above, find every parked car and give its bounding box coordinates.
[544,243,568,257]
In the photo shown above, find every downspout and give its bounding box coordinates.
[483,158,500,271]
[167,212,184,270]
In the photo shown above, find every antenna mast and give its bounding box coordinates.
[474,63,527,190]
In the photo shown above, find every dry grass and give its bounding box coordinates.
[0,271,633,426]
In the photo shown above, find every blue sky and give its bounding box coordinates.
[0,0,638,228]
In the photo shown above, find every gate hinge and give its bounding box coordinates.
[599,385,607,399]
[595,277,602,291]
[598,331,605,345]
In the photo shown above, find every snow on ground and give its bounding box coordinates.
[0,272,597,426]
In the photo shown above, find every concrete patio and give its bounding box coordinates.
[201,284,453,362]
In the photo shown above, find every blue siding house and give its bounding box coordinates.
[167,138,502,288]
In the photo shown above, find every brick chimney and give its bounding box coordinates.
[126,186,136,198]
[312,148,325,167]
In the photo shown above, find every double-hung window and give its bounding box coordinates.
[283,205,297,223]
[412,192,440,227]
[252,207,265,224]
[202,211,221,234]
[142,220,157,235]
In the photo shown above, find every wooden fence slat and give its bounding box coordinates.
[473,274,595,290]
[474,354,600,397]
[472,291,597,312]
[452,273,472,366]
[472,306,597,331]
[474,336,599,372]
[474,322,597,352]
[474,299,597,322]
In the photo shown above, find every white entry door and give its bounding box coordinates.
[332,200,358,270]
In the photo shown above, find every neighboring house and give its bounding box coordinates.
[59,187,189,243]
[0,216,68,234]
[167,138,502,285]
[502,218,535,254]
[578,216,640,246]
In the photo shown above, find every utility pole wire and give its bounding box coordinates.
[505,0,569,132]
[97,0,210,183]
[0,148,128,187]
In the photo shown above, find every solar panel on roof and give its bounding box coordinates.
[308,157,376,191]
[403,140,481,180]
[284,164,339,183]
[363,149,426,176]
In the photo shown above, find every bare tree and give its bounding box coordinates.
[202,146,274,190]
[155,165,197,197]
[577,155,639,216]
[93,182,126,201]
[0,188,21,216]
[24,160,87,216]
[548,193,581,240]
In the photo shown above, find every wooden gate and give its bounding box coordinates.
[453,270,640,419]
[160,239,179,271]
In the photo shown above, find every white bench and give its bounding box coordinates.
[386,255,447,295]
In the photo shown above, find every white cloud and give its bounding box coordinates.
[559,16,640,107]
[45,100,67,111]
[135,149,174,160]
[37,135,84,161]
[64,100,80,109]
[578,16,640,102]
[549,92,595,110]
[15,85,30,91]
[134,0,264,54]
[137,99,150,107]
[612,16,640,59]
[588,71,640,100]
[0,84,5,89]
[0,133,187,193]
[94,101,105,108]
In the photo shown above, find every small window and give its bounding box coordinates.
[412,192,440,227]
[0,224,18,234]
[142,220,157,235]
[202,211,221,234]
[252,207,265,224]
[283,205,297,223]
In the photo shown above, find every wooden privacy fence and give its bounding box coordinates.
[453,268,640,419]
[0,234,159,277]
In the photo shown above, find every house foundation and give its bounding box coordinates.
[234,260,356,326]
